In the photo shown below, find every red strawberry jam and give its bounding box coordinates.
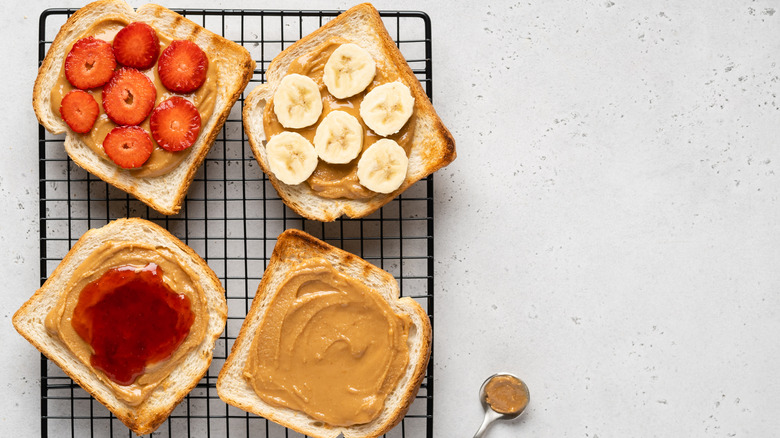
[71,263,194,386]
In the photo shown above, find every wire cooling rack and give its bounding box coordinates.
[38,7,434,438]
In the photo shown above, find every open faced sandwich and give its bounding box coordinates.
[33,0,255,214]
[243,3,456,221]
[13,218,227,435]
[217,229,432,437]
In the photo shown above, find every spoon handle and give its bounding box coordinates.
[473,410,500,438]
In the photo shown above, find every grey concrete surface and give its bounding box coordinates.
[1,1,779,436]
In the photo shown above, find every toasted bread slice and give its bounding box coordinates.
[243,3,456,221]
[13,218,227,435]
[217,229,431,438]
[33,0,255,215]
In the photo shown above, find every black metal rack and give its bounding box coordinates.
[38,8,434,438]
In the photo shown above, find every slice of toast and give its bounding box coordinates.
[33,0,255,215]
[13,218,227,435]
[217,229,432,438]
[243,3,456,222]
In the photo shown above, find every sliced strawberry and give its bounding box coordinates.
[112,22,160,69]
[157,40,208,93]
[102,67,157,126]
[65,37,117,89]
[59,90,99,133]
[103,126,153,169]
[150,97,201,152]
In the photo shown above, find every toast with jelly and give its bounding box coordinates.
[13,218,227,434]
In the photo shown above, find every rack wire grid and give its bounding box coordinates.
[38,7,435,438]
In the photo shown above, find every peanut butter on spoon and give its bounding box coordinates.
[473,373,530,437]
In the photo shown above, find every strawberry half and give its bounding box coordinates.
[102,67,157,126]
[103,126,153,169]
[64,37,117,89]
[59,90,99,133]
[157,40,208,93]
[112,22,160,70]
[150,97,201,152]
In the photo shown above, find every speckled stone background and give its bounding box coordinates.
[2,1,779,436]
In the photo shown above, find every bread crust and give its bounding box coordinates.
[33,0,255,215]
[243,3,456,221]
[217,229,432,438]
[12,218,228,435]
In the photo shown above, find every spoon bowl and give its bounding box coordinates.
[473,372,529,437]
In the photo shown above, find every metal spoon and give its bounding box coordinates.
[473,373,530,438]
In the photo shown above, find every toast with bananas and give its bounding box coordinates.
[243,3,456,222]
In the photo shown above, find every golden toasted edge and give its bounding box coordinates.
[217,231,336,436]
[215,230,352,436]
[12,218,227,435]
[12,224,132,418]
[33,0,255,215]
[340,5,456,219]
[357,3,456,170]
[359,298,432,437]
[138,3,256,215]
[242,3,456,222]
[32,0,131,133]
[126,218,228,434]
[217,229,432,437]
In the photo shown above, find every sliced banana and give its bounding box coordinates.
[323,43,377,99]
[313,110,364,164]
[273,74,323,129]
[359,81,415,137]
[265,131,318,185]
[356,139,409,194]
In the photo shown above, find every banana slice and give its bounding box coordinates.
[359,81,415,137]
[356,139,409,194]
[323,43,377,99]
[265,131,318,185]
[313,110,364,164]
[273,74,323,129]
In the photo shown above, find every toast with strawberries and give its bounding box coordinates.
[33,0,255,215]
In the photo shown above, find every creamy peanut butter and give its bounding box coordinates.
[485,375,529,415]
[263,38,416,199]
[49,17,217,178]
[44,241,208,406]
[243,258,411,426]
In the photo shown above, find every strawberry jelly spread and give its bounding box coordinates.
[49,18,217,178]
[71,263,194,386]
[263,38,416,199]
[242,258,411,426]
[44,241,208,406]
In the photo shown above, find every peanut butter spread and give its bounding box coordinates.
[243,258,411,426]
[44,242,208,406]
[485,375,529,415]
[263,38,417,199]
[49,18,217,178]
